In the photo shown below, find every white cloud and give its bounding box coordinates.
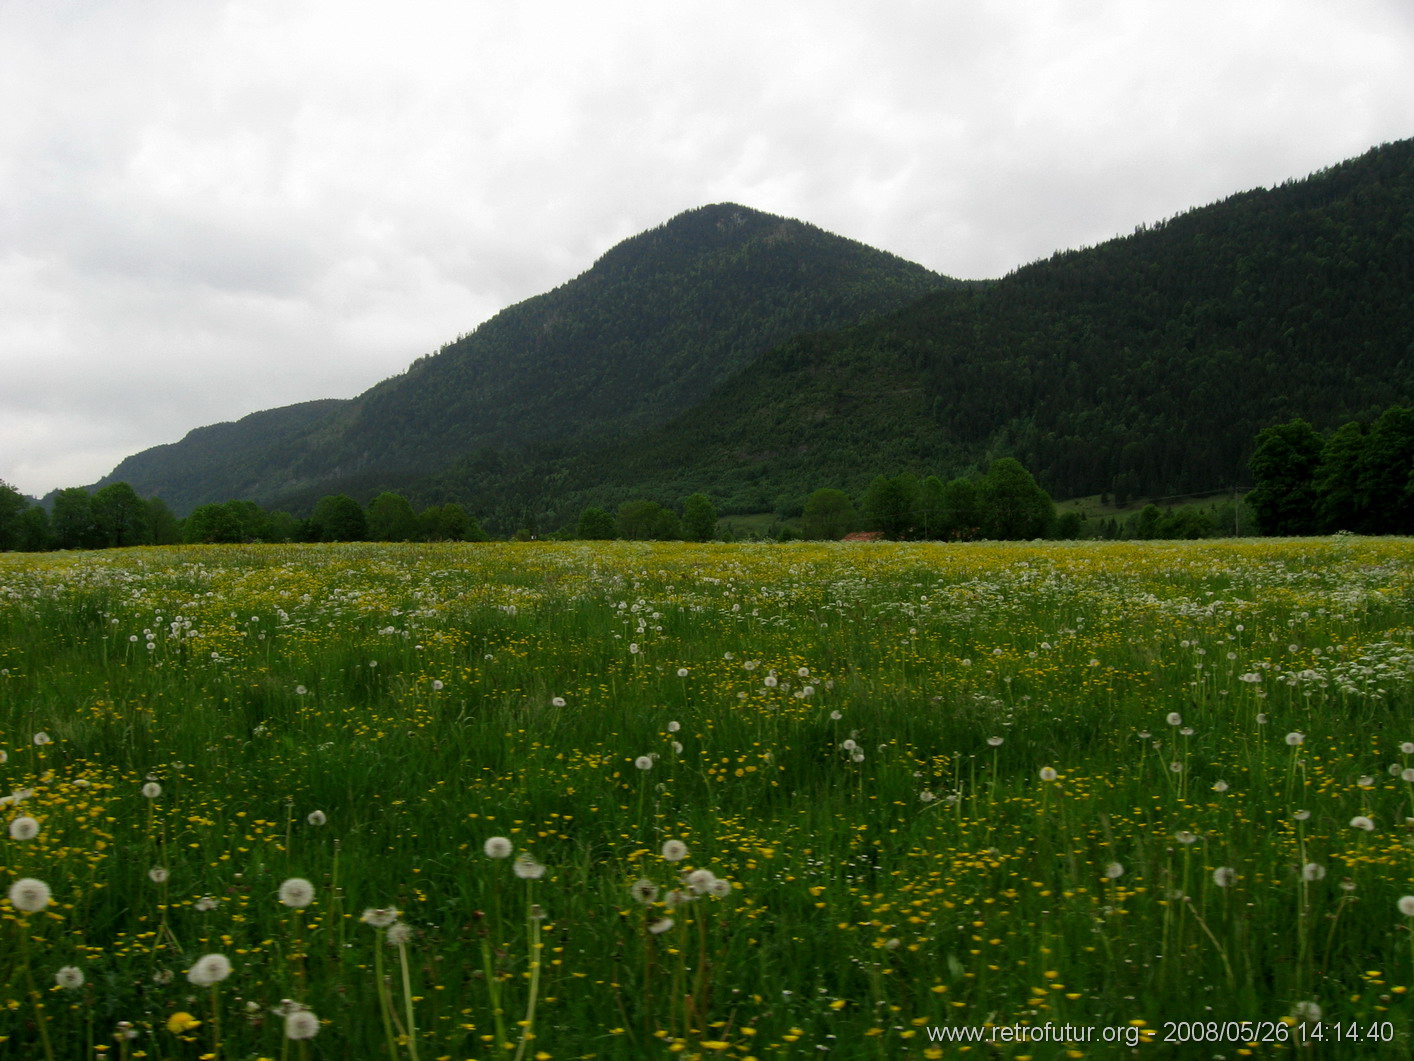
[2,0,1413,496]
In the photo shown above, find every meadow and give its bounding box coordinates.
[2,538,1413,1060]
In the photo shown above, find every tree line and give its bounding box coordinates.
[0,484,488,551]
[1247,404,1414,535]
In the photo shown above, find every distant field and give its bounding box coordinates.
[2,540,1413,1059]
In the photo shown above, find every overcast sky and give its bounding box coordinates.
[3,0,1413,498]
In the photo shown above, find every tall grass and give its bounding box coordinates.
[1,539,1413,1058]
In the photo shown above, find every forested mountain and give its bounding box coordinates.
[89,138,1414,531]
[413,138,1414,530]
[98,400,347,515]
[96,204,950,512]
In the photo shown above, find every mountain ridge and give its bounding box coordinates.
[97,202,951,513]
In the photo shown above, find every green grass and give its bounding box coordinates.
[2,539,1413,1059]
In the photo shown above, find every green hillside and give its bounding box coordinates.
[416,139,1414,531]
[99,204,950,513]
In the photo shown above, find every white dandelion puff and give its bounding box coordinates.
[648,917,674,934]
[55,966,85,990]
[1285,731,1305,746]
[360,907,400,928]
[186,953,233,986]
[1397,896,1414,917]
[8,816,39,841]
[1212,867,1238,888]
[8,877,51,913]
[306,810,327,826]
[285,1009,320,1040]
[1349,815,1376,832]
[483,836,513,859]
[278,878,315,908]
[661,840,688,862]
[141,782,162,799]
[513,855,546,880]
[1039,767,1058,781]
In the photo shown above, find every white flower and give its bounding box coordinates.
[1402,742,1414,755]
[279,878,315,908]
[685,869,717,894]
[1212,780,1229,793]
[32,732,51,746]
[661,840,688,862]
[483,836,513,859]
[1293,809,1311,821]
[285,1009,320,1040]
[676,668,689,677]
[306,810,327,826]
[8,877,51,912]
[1403,769,1414,783]
[1039,767,1058,781]
[187,953,233,986]
[1397,896,1414,917]
[1103,862,1124,879]
[667,720,681,733]
[1349,815,1375,832]
[360,907,400,928]
[634,756,653,771]
[763,675,778,688]
[55,965,85,989]
[1166,712,1182,726]
[1174,830,1198,844]
[148,867,169,884]
[431,679,444,691]
[1285,731,1305,746]
[648,917,674,934]
[987,736,1004,747]
[550,696,566,707]
[513,855,546,880]
[142,782,162,799]
[630,879,659,904]
[840,739,856,752]
[1212,867,1238,888]
[1302,863,1326,881]
[8,816,39,841]
[385,921,413,946]
[707,878,732,898]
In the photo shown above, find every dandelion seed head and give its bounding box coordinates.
[1292,1001,1322,1023]
[1104,862,1124,879]
[186,953,232,986]
[1039,766,1058,781]
[1302,863,1326,881]
[987,736,1004,747]
[148,866,169,884]
[32,732,51,745]
[278,878,315,908]
[8,877,51,912]
[685,869,717,894]
[1166,712,1182,726]
[1398,895,1414,917]
[141,782,162,799]
[648,917,674,934]
[634,755,653,771]
[661,840,688,862]
[360,907,400,928]
[55,966,85,989]
[1350,815,1376,832]
[8,816,39,841]
[513,855,546,880]
[285,1010,320,1040]
[1285,731,1305,746]
[385,921,413,946]
[306,810,327,826]
[1212,867,1238,888]
[483,836,513,859]
[667,720,680,733]
[630,879,659,904]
